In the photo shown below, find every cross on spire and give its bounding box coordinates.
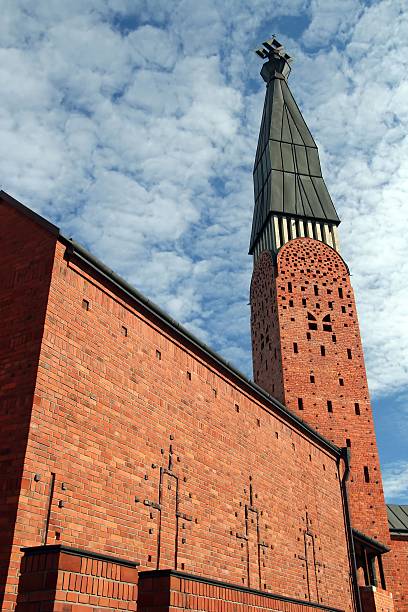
[255,36,292,80]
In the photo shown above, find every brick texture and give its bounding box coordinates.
[384,537,408,611]
[0,201,354,612]
[359,586,394,612]
[0,200,57,610]
[16,545,138,611]
[138,570,346,612]
[250,241,390,546]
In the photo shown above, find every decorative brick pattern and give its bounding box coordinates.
[250,241,390,546]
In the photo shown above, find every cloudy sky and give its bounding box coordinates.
[1,0,407,501]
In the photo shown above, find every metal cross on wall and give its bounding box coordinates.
[298,511,322,603]
[135,436,194,570]
[233,477,272,590]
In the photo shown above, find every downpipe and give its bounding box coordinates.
[339,447,363,612]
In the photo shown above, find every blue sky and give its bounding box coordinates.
[1,0,407,501]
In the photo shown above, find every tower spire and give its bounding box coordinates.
[250,36,340,262]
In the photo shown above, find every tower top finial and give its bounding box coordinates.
[255,36,292,81]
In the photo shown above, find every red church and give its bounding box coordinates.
[0,36,406,612]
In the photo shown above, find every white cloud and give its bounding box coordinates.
[303,0,363,48]
[383,461,408,503]
[0,0,407,408]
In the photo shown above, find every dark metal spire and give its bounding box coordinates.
[250,37,340,260]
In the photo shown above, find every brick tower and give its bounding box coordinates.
[250,38,392,591]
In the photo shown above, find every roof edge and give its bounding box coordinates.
[0,190,60,236]
[62,235,341,458]
[352,528,390,554]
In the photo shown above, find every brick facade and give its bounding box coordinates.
[384,537,408,611]
[0,197,356,611]
[0,197,58,609]
[250,241,390,546]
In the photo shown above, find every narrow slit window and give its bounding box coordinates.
[288,282,292,293]
[338,287,343,298]
[339,378,344,386]
[355,402,361,415]
[327,400,333,413]
[289,299,294,307]
[307,312,317,330]
[298,398,304,411]
[332,334,337,343]
[306,332,311,340]
[82,299,89,311]
[364,466,370,483]
[310,374,315,383]
[320,345,326,356]
[322,314,332,332]
[121,325,128,337]
[187,371,192,380]
[293,342,298,354]
[347,348,352,359]
[302,298,307,307]
[156,349,162,360]
[314,285,319,296]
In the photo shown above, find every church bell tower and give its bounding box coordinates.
[250,37,391,590]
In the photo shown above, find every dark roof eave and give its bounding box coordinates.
[352,528,390,554]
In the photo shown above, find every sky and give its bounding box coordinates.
[1,0,407,502]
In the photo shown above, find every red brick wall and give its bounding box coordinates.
[138,569,346,612]
[16,544,138,611]
[8,232,355,612]
[250,240,390,546]
[359,586,394,612]
[384,536,408,611]
[0,198,57,609]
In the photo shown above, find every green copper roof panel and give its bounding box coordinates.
[271,169,284,213]
[294,145,308,175]
[387,504,408,533]
[283,172,296,215]
[281,80,316,147]
[306,147,321,177]
[269,79,284,141]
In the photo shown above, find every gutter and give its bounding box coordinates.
[352,529,390,554]
[62,236,340,458]
[339,447,362,612]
